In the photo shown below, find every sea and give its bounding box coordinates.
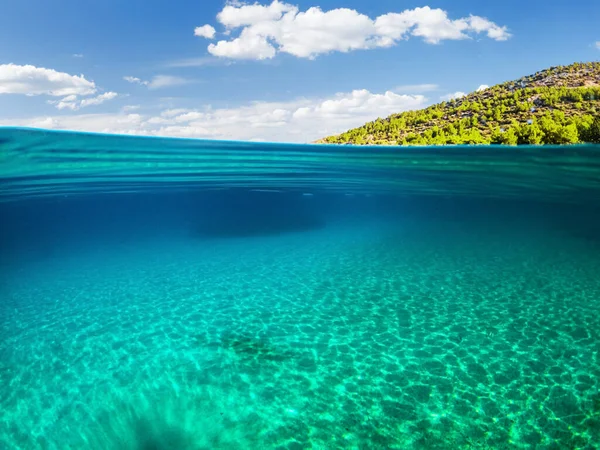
[1,127,599,449]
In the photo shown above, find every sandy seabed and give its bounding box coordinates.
[1,219,599,449]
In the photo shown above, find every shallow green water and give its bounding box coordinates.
[1,127,599,449]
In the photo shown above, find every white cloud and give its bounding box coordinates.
[440,91,466,101]
[440,83,491,100]
[463,16,510,42]
[160,108,192,118]
[123,76,149,86]
[165,56,232,68]
[196,2,511,60]
[0,63,118,110]
[72,53,84,58]
[80,92,118,107]
[123,74,191,89]
[147,75,191,89]
[595,41,600,50]
[52,94,79,110]
[0,63,96,96]
[28,117,61,129]
[194,24,216,39]
[49,92,118,110]
[209,30,277,60]
[217,0,296,28]
[6,88,427,142]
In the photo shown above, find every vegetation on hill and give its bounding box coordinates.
[319,62,600,145]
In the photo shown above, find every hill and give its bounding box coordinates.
[318,62,600,145]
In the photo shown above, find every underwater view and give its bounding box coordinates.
[1,127,600,449]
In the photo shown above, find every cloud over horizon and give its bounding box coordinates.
[4,88,427,142]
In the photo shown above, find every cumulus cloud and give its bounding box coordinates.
[209,30,277,59]
[0,63,119,110]
[476,84,489,92]
[123,74,191,89]
[6,88,427,142]
[0,63,96,96]
[196,2,511,60]
[194,24,216,39]
[595,41,600,50]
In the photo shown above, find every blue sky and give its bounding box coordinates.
[0,0,598,142]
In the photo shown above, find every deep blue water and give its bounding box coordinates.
[1,127,600,449]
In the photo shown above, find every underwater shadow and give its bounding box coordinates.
[87,395,266,450]
[219,332,293,362]
[551,204,600,245]
[133,418,196,450]
[195,330,294,363]
[188,190,326,238]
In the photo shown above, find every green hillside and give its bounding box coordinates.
[319,62,600,145]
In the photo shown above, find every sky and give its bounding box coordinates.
[0,0,599,142]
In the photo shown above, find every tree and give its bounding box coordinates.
[539,115,561,144]
[453,128,484,144]
[579,117,600,143]
[491,127,518,145]
[555,124,579,144]
[516,122,544,144]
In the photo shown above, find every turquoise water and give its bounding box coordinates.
[1,127,600,449]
